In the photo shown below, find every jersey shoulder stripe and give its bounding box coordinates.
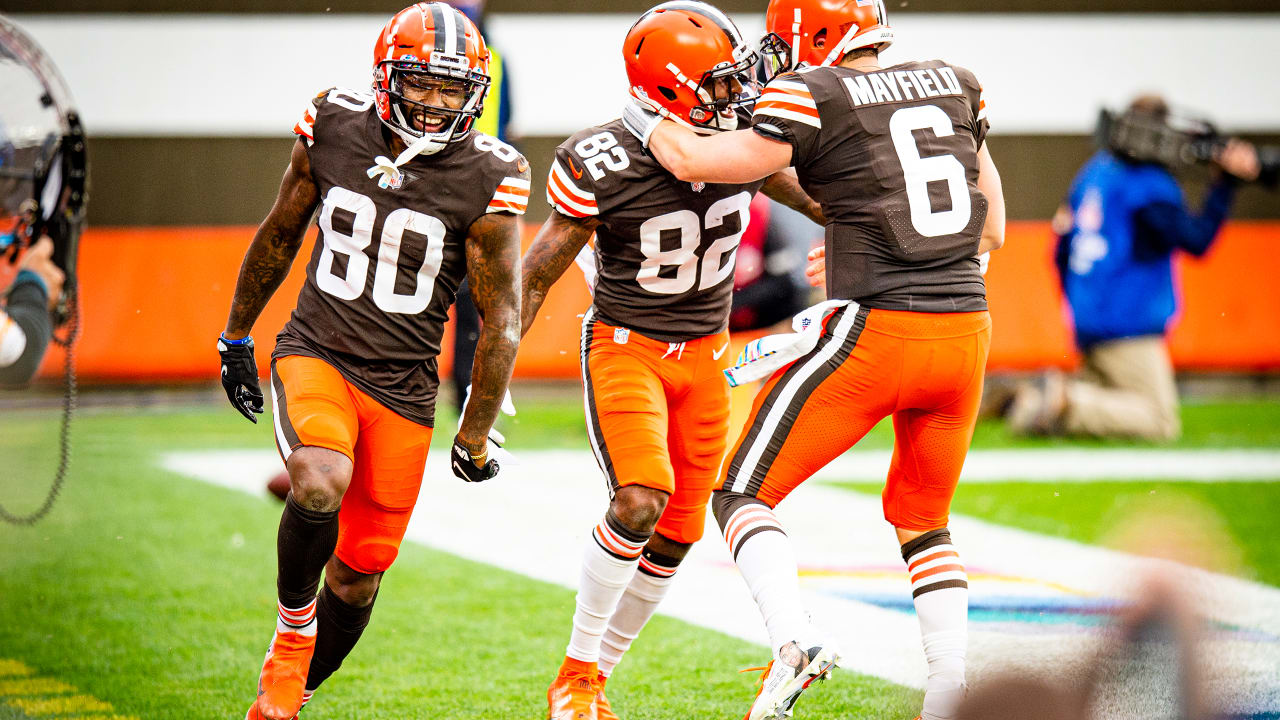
[547,159,599,218]
[755,79,821,128]
[488,176,531,215]
[293,92,323,145]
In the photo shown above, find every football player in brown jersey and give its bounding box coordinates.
[521,3,822,719]
[215,4,526,718]
[629,0,1007,718]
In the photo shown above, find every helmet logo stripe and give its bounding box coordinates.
[450,7,468,59]
[429,2,447,54]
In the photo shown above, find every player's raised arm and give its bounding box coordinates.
[218,138,319,423]
[760,168,825,226]
[455,210,522,462]
[520,210,599,336]
[644,122,792,185]
[976,142,1006,254]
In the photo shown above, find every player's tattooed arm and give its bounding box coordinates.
[761,169,826,226]
[520,211,600,337]
[223,139,319,338]
[458,211,523,457]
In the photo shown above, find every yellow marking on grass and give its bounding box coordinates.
[8,694,113,714]
[0,658,137,718]
[0,677,74,696]
[0,660,32,677]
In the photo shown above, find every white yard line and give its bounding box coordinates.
[814,448,1280,483]
[160,448,1280,714]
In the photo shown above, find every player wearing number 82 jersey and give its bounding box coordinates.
[522,3,825,719]
[642,0,1006,717]
[219,4,526,719]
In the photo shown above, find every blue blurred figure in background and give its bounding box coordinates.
[1008,95,1260,441]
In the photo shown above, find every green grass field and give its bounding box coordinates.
[0,393,1277,718]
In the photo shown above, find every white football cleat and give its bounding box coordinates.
[744,640,841,720]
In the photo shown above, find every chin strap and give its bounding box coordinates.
[367,131,442,189]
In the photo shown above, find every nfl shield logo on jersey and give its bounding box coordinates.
[613,327,630,345]
[691,181,705,193]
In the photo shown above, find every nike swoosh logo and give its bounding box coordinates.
[567,155,584,180]
[712,342,730,360]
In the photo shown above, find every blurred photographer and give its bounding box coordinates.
[1008,95,1266,441]
[0,235,64,386]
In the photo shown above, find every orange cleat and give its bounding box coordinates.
[547,656,600,720]
[248,627,316,720]
[595,674,619,720]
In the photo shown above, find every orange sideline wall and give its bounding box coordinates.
[33,220,1280,381]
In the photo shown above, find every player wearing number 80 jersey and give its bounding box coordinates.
[218,4,526,719]
[524,3,824,719]
[642,0,1006,718]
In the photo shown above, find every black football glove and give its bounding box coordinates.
[451,436,500,483]
[217,335,264,423]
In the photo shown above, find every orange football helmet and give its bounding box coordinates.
[760,0,893,82]
[623,1,758,133]
[372,2,490,152]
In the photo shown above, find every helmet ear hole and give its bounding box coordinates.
[813,28,828,49]
[658,86,679,102]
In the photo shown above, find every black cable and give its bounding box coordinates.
[0,281,77,525]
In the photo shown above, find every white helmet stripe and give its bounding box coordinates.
[428,2,447,53]
[791,8,802,70]
[440,4,458,56]
[450,7,468,57]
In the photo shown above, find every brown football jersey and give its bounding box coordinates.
[752,60,990,312]
[274,87,530,426]
[547,119,766,343]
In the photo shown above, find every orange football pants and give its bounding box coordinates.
[270,354,432,574]
[721,306,991,531]
[581,309,733,544]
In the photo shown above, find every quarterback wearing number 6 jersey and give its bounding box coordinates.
[522,3,822,720]
[217,4,525,719]
[638,0,1006,718]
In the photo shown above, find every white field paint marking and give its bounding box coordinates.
[814,448,1280,483]
[161,448,1280,714]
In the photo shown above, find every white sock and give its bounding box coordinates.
[598,558,677,677]
[903,529,968,720]
[566,514,650,664]
[723,502,813,653]
[276,598,317,637]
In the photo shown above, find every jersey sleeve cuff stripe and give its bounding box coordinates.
[756,98,820,116]
[497,186,531,197]
[498,176,532,191]
[486,200,528,214]
[760,88,816,106]
[755,106,822,129]
[548,169,596,207]
[491,190,530,205]
[766,80,810,93]
[549,161,597,204]
[547,185,599,217]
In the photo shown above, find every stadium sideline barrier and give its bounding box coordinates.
[34,221,1280,381]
